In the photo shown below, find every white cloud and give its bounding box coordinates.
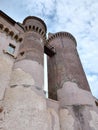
[22,0,56,17]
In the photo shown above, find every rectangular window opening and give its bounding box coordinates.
[8,43,15,54]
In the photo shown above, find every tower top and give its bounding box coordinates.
[23,16,47,33]
[47,32,77,46]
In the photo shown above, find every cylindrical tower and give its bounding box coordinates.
[3,17,51,130]
[47,32,91,101]
[10,16,47,92]
[47,32,97,130]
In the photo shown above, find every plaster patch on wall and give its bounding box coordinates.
[57,81,95,106]
[14,60,44,89]
[3,86,51,130]
[10,68,35,86]
[59,109,74,130]
[89,110,98,130]
[48,108,60,130]
[0,57,13,100]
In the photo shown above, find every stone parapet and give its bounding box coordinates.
[47,32,77,46]
[0,23,23,42]
[23,16,47,40]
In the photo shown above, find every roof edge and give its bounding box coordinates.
[0,10,16,25]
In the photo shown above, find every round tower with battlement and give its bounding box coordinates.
[47,32,97,130]
[47,32,91,102]
[3,16,53,130]
[10,16,47,92]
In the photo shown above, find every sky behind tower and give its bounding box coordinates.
[0,0,98,98]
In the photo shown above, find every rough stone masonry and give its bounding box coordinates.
[0,10,98,130]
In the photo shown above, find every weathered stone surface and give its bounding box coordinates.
[0,57,13,100]
[14,60,44,90]
[3,86,51,130]
[72,105,90,130]
[10,68,35,86]
[59,103,98,130]
[89,110,98,130]
[48,34,90,100]
[48,108,60,130]
[47,98,59,112]
[59,109,74,130]
[57,81,95,107]
[17,31,44,65]
[47,98,60,130]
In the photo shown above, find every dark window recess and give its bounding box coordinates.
[29,25,31,29]
[33,26,35,30]
[39,29,41,33]
[14,35,18,40]
[36,27,38,31]
[25,26,27,30]
[8,44,15,54]
[20,51,24,56]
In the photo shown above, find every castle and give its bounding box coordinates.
[0,10,98,130]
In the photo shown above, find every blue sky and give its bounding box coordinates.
[0,0,98,98]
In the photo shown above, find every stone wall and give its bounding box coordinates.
[0,32,19,101]
[0,11,98,130]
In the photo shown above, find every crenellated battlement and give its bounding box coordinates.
[47,32,77,46]
[0,23,23,42]
[23,16,47,39]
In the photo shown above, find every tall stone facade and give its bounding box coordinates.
[0,10,98,130]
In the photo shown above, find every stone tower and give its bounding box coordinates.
[0,10,98,130]
[47,32,90,100]
[11,16,47,93]
[47,32,98,130]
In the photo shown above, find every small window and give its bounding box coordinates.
[25,26,27,30]
[36,27,38,31]
[32,26,35,30]
[39,28,42,33]
[8,44,15,54]
[29,25,31,30]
